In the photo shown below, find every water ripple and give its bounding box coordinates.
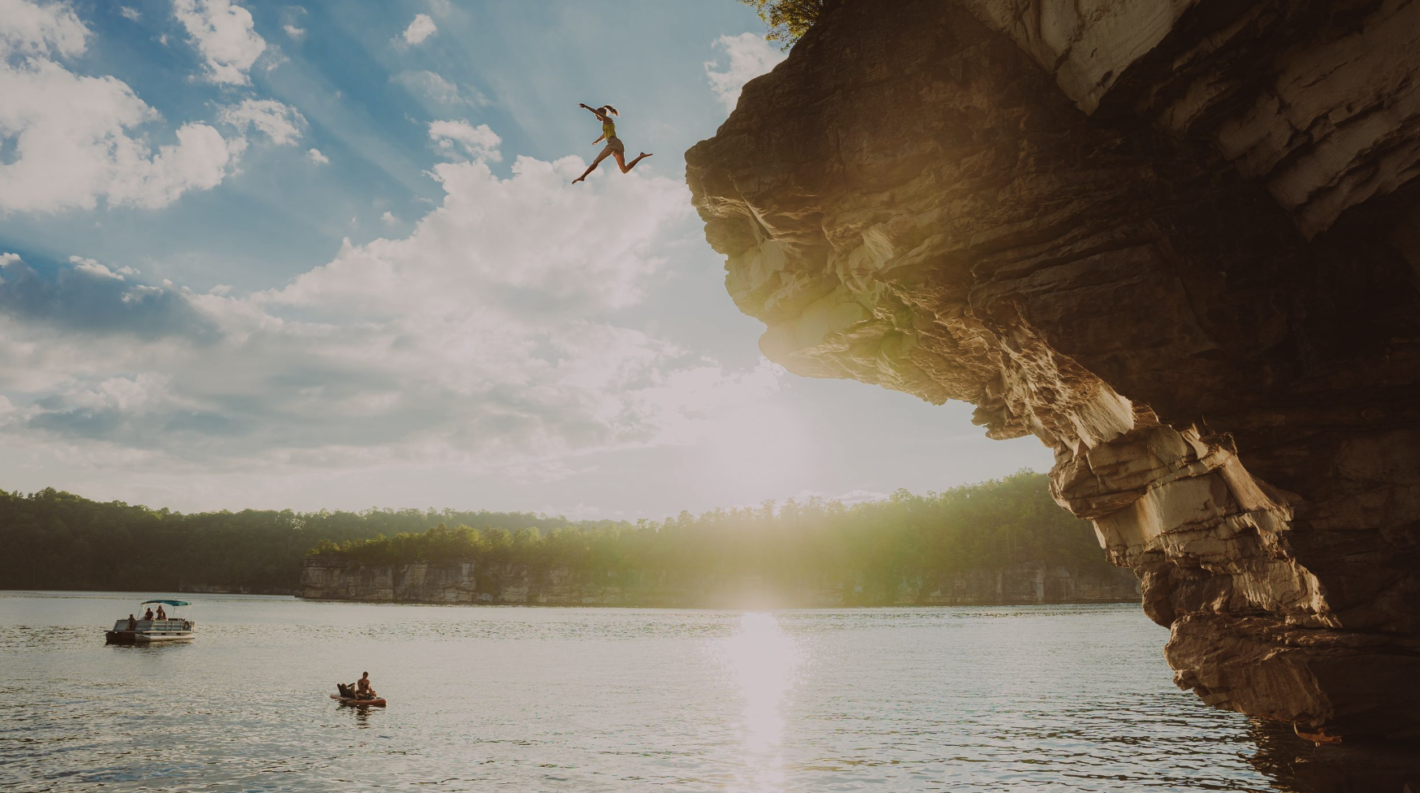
[0,593,1320,791]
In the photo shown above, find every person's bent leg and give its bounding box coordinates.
[573,150,611,184]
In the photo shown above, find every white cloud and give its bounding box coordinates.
[280,5,305,41]
[218,98,306,145]
[171,0,267,85]
[62,374,179,414]
[0,2,240,213]
[704,32,786,112]
[119,6,142,22]
[788,487,890,507]
[69,256,126,280]
[401,13,436,45]
[306,147,328,165]
[0,0,88,57]
[0,146,777,481]
[393,70,488,108]
[0,252,20,267]
[268,154,683,317]
[429,120,500,162]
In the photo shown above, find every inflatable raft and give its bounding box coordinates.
[330,694,386,707]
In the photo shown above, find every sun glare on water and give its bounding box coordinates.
[720,612,803,792]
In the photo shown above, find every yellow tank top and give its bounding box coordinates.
[603,119,617,140]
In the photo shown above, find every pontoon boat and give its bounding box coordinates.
[106,599,196,644]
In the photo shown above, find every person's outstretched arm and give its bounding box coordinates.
[578,103,601,117]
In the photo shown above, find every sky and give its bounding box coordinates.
[0,0,1052,518]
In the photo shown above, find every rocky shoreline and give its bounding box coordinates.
[299,555,1139,608]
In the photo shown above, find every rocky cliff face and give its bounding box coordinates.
[300,555,1136,607]
[686,0,1420,741]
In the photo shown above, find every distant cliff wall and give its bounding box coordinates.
[299,555,1138,607]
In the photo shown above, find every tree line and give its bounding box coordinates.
[313,471,1113,598]
[0,490,617,593]
[0,472,1112,595]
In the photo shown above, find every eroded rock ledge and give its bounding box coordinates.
[686,0,1420,740]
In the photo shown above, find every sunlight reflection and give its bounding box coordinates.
[721,612,801,793]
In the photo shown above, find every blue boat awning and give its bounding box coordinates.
[141,599,190,607]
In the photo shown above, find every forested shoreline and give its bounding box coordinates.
[1,472,1114,595]
[0,493,620,594]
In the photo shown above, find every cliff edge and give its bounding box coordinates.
[687,0,1420,741]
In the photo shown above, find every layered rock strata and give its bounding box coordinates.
[686,0,1420,740]
[299,556,1137,607]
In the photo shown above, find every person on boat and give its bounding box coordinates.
[570,103,652,184]
[143,607,154,621]
[127,614,137,631]
[355,672,377,700]
[155,605,167,621]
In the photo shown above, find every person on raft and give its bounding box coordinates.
[337,672,377,700]
[570,103,652,184]
[356,672,376,698]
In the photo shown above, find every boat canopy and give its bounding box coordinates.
[141,599,190,607]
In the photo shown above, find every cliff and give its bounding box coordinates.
[686,0,1420,742]
[299,555,1137,607]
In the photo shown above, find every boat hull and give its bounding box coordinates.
[106,630,194,644]
[106,616,195,645]
[136,632,194,642]
[330,694,386,707]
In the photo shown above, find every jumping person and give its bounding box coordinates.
[570,103,651,184]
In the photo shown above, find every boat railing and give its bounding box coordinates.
[112,618,194,632]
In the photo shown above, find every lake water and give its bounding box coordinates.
[0,592,1324,792]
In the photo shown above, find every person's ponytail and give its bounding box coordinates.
[599,104,619,117]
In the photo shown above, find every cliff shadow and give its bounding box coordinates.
[1247,719,1420,793]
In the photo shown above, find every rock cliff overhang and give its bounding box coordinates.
[686,0,1420,741]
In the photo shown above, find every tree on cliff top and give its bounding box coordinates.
[739,0,827,48]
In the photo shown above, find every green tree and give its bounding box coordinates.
[1,471,1112,600]
[739,0,827,48]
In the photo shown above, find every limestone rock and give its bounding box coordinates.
[298,555,1136,607]
[686,0,1420,740]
